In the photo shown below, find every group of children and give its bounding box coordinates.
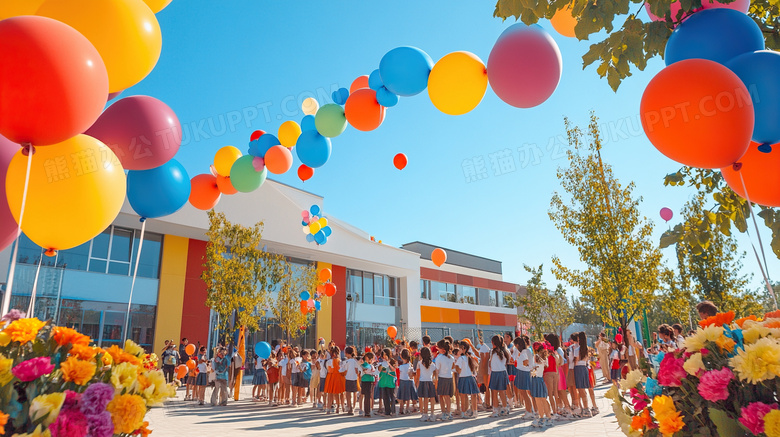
[247,331,601,428]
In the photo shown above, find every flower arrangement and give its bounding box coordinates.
[0,313,174,436]
[608,309,780,436]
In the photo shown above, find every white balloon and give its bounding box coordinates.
[302,226,310,235]
[302,97,319,116]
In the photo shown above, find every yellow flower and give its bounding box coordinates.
[106,394,146,434]
[715,335,736,353]
[683,325,724,351]
[60,356,96,385]
[652,395,677,421]
[28,393,65,426]
[658,410,685,436]
[612,402,641,437]
[110,362,138,391]
[605,384,620,402]
[0,332,10,347]
[2,318,46,344]
[0,355,13,386]
[98,349,113,366]
[140,369,174,406]
[11,424,51,437]
[124,339,144,357]
[620,369,644,391]
[730,337,780,383]
[743,323,771,344]
[683,353,705,376]
[764,409,780,437]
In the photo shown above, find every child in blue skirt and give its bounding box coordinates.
[531,342,552,428]
[397,349,418,414]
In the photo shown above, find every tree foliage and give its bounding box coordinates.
[494,0,780,91]
[269,260,319,343]
[203,210,284,334]
[549,113,663,333]
[514,264,574,336]
[571,295,604,327]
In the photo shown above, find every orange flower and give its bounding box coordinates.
[699,311,736,328]
[765,310,780,319]
[766,321,780,329]
[133,421,152,437]
[715,336,736,353]
[137,373,151,391]
[60,356,96,385]
[105,345,141,367]
[69,344,98,362]
[736,315,758,328]
[52,326,90,347]
[631,408,654,431]
[658,410,685,436]
[2,318,46,344]
[0,410,8,435]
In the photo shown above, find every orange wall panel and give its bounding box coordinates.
[475,311,491,326]
[441,307,460,324]
[421,306,443,323]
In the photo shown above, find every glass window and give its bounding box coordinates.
[110,228,133,263]
[16,234,42,265]
[420,280,428,300]
[384,276,396,306]
[502,292,515,308]
[132,233,162,279]
[91,230,110,259]
[108,262,130,276]
[348,270,362,304]
[459,286,476,304]
[57,242,89,271]
[478,288,497,306]
[374,274,385,305]
[88,259,107,274]
[101,311,125,348]
[434,282,456,303]
[81,310,101,340]
[362,272,373,305]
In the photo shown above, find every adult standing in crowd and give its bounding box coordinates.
[672,324,685,349]
[161,343,180,383]
[179,338,190,380]
[595,332,610,381]
[211,347,230,406]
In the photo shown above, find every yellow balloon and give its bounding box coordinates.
[5,135,126,252]
[309,222,321,235]
[141,0,172,13]
[302,98,319,116]
[318,217,328,228]
[214,146,242,177]
[428,51,488,116]
[0,0,45,19]
[37,0,163,93]
[278,121,302,148]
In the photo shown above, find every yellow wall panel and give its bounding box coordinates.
[152,235,188,354]
[316,262,333,344]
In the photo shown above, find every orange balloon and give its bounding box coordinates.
[186,359,196,370]
[722,142,780,207]
[176,365,187,379]
[431,248,447,267]
[640,59,753,169]
[345,89,386,132]
[393,153,407,170]
[264,145,293,174]
[319,268,332,282]
[350,75,369,93]
[324,283,337,297]
[185,344,196,355]
[387,325,397,338]
[395,339,401,345]
[216,175,237,195]
[551,6,577,38]
[316,284,325,294]
[189,174,221,210]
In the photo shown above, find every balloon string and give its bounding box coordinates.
[738,171,778,310]
[122,219,146,344]
[1,145,33,317]
[26,248,44,317]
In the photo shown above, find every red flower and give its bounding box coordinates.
[657,353,686,387]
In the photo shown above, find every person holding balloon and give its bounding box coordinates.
[252,354,269,401]
[195,346,209,406]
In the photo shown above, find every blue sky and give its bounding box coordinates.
[128,1,779,294]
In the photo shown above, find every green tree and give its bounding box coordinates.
[571,295,603,327]
[269,260,319,344]
[549,113,663,342]
[493,0,780,91]
[203,210,284,335]
[514,265,574,337]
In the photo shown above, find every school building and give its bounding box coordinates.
[0,179,523,353]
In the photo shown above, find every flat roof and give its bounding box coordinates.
[401,241,503,275]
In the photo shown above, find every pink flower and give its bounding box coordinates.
[50,409,88,437]
[11,357,54,382]
[698,367,733,402]
[700,349,710,356]
[739,402,778,435]
[657,353,687,387]
[630,387,649,410]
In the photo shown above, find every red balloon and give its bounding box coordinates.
[86,96,181,170]
[722,142,780,207]
[345,89,386,132]
[640,59,753,169]
[298,164,314,182]
[189,174,221,210]
[0,16,109,146]
[393,153,408,170]
[324,283,337,297]
[0,134,20,251]
[250,130,266,141]
[350,75,369,93]
[615,334,623,344]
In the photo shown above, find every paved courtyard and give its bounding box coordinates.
[147,379,627,437]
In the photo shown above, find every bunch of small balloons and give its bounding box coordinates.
[302,204,332,246]
[298,268,337,315]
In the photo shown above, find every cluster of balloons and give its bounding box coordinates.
[641,7,780,207]
[369,236,383,244]
[302,204,332,246]
[299,268,337,315]
[0,0,174,255]
[431,248,447,267]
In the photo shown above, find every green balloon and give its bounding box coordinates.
[315,103,347,138]
[230,155,268,193]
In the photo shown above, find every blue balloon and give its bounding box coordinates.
[301,115,316,131]
[376,86,399,107]
[727,50,780,146]
[310,204,320,216]
[296,131,332,168]
[665,9,764,67]
[254,341,272,359]
[314,230,327,245]
[300,291,311,301]
[301,220,308,226]
[379,46,434,97]
[322,226,332,237]
[127,159,190,219]
[315,301,321,311]
[305,233,315,243]
[248,134,280,157]
[332,88,349,105]
[368,69,383,91]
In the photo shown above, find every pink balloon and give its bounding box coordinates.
[301,210,309,219]
[307,298,315,308]
[86,95,181,171]
[660,207,674,222]
[645,0,685,22]
[488,24,562,108]
[0,134,21,251]
[700,0,749,12]
[252,156,265,172]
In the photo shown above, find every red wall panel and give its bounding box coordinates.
[180,239,210,348]
[331,265,347,349]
